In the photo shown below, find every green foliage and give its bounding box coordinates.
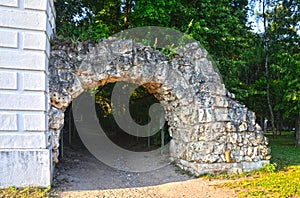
[238,0,300,133]
[0,186,52,198]
[261,162,277,173]
[131,0,177,27]
[55,0,114,41]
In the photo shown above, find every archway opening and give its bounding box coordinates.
[60,82,171,153]
[95,82,171,152]
[53,82,186,191]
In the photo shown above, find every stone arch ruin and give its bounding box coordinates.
[49,38,270,175]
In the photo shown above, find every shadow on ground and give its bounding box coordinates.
[53,144,192,192]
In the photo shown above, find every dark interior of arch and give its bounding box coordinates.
[61,82,171,154]
[48,38,271,176]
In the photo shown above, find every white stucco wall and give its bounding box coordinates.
[0,0,55,187]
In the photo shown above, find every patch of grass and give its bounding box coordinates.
[202,171,250,180]
[223,165,300,197]
[220,132,300,198]
[0,186,53,198]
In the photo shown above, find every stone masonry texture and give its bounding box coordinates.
[49,38,271,175]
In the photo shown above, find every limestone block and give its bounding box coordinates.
[195,58,214,75]
[0,113,18,131]
[0,0,18,7]
[245,156,252,162]
[258,145,270,156]
[235,155,244,163]
[191,141,214,155]
[190,163,212,176]
[199,82,224,95]
[187,152,204,162]
[50,91,71,109]
[203,154,219,163]
[213,96,229,107]
[0,50,46,71]
[24,0,47,11]
[177,108,194,125]
[23,113,46,131]
[0,93,46,111]
[0,71,17,90]
[0,148,52,188]
[247,147,253,156]
[239,149,245,156]
[23,32,47,50]
[242,160,269,172]
[214,144,226,155]
[246,111,256,125]
[229,133,238,144]
[169,139,187,160]
[0,9,46,31]
[211,122,226,133]
[48,107,64,130]
[247,123,255,132]
[254,123,262,131]
[22,71,46,91]
[198,108,213,122]
[178,128,193,143]
[0,132,50,149]
[226,122,235,132]
[197,123,211,134]
[0,30,18,48]
[153,61,170,83]
[249,133,264,146]
[239,121,248,132]
[214,108,230,122]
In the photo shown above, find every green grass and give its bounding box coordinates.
[219,132,300,198]
[0,186,53,198]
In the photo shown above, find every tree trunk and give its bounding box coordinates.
[262,0,276,138]
[265,54,276,138]
[295,114,300,148]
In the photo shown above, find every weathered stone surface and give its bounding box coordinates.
[0,132,50,149]
[0,113,18,131]
[0,148,53,188]
[48,107,64,130]
[49,38,271,175]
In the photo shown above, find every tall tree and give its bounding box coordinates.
[251,0,300,141]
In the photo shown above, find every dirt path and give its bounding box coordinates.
[53,146,237,198]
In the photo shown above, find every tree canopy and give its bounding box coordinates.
[54,0,300,146]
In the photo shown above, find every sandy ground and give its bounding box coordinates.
[53,145,237,198]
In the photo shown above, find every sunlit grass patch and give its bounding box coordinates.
[219,132,300,198]
[223,165,300,197]
[0,186,53,198]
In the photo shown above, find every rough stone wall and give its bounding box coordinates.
[49,38,271,175]
[0,0,55,187]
